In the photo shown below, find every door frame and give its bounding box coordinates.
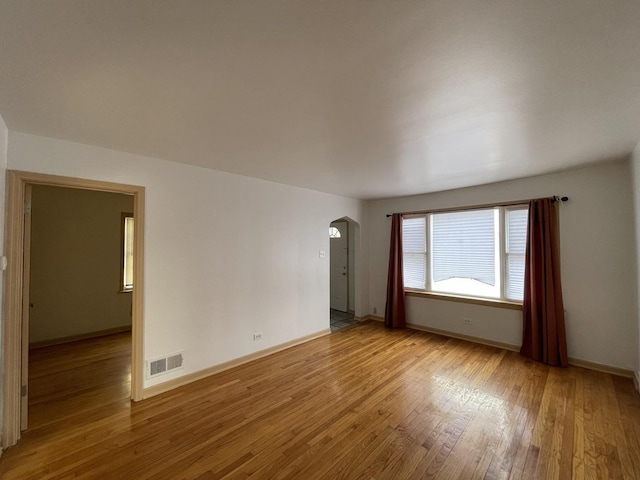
[1,170,146,449]
[329,219,349,312]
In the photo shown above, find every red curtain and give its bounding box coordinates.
[384,214,406,328]
[520,198,568,366]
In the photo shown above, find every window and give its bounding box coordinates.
[402,206,528,303]
[329,226,342,238]
[504,208,528,300]
[121,213,134,291]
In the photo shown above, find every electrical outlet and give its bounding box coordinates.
[373,307,377,315]
[462,317,472,326]
[253,332,263,341]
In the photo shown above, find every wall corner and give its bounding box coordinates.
[632,143,640,383]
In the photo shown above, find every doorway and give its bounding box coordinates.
[2,171,145,449]
[26,185,134,430]
[329,218,359,332]
[329,220,348,313]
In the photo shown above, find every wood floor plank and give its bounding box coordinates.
[573,370,586,480]
[1,322,640,479]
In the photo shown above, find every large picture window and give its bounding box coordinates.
[402,206,528,302]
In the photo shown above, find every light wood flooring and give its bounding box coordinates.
[1,321,639,479]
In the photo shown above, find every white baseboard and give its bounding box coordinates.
[361,315,635,379]
[406,322,520,353]
[566,357,634,378]
[143,318,638,400]
[142,328,331,399]
[29,325,132,349]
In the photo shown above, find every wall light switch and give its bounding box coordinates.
[1,256,6,271]
[319,250,326,258]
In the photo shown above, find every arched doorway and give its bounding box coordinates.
[329,217,359,332]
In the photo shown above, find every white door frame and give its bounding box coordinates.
[1,170,146,449]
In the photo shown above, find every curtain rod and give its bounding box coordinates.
[385,196,569,218]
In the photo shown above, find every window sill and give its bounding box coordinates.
[405,290,522,311]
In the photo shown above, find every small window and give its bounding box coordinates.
[121,213,134,291]
[329,226,342,238]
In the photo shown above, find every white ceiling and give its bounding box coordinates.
[1,1,639,199]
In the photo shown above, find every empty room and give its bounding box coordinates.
[1,1,639,479]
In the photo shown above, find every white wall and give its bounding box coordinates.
[7,132,364,388]
[631,142,640,383]
[368,160,637,370]
[0,114,8,444]
[29,186,134,343]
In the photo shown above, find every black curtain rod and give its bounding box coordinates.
[385,195,569,218]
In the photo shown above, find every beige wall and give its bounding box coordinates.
[29,185,134,343]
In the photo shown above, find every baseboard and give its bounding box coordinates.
[142,319,637,400]
[565,357,634,378]
[29,325,132,349]
[364,316,635,379]
[142,328,332,399]
[364,314,518,355]
[406,322,520,352]
[407,323,633,377]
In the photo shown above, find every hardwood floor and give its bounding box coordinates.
[1,321,639,479]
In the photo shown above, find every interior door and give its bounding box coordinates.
[330,221,348,312]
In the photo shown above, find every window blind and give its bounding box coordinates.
[402,216,426,289]
[431,209,496,286]
[505,208,528,300]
